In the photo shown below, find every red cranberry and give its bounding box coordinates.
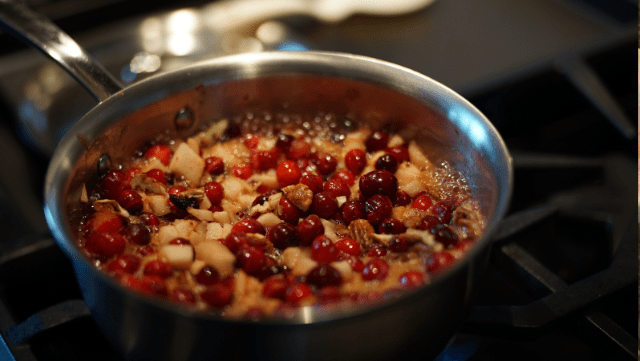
[86,232,126,258]
[399,270,425,288]
[310,192,338,219]
[365,194,393,225]
[455,239,474,253]
[256,185,273,194]
[362,259,390,281]
[118,189,143,213]
[145,169,166,185]
[418,215,442,231]
[204,156,224,175]
[143,260,172,278]
[263,276,288,299]
[125,168,141,182]
[367,244,387,258]
[171,289,196,305]
[365,130,389,152]
[317,286,342,303]
[231,218,265,235]
[275,134,294,152]
[140,275,168,296]
[341,200,366,224]
[299,173,323,193]
[335,238,361,256]
[120,223,151,245]
[323,179,350,198]
[222,232,250,253]
[379,218,406,234]
[345,149,367,174]
[145,144,172,166]
[106,254,141,274]
[389,236,411,252]
[85,210,123,234]
[430,198,459,224]
[236,246,268,276]
[102,170,130,199]
[201,283,233,308]
[306,264,343,287]
[310,235,340,263]
[312,151,337,175]
[284,282,314,304]
[295,215,325,246]
[204,181,225,205]
[411,194,433,211]
[169,237,191,245]
[277,197,302,225]
[386,145,410,163]
[375,154,398,173]
[394,189,412,207]
[343,255,364,272]
[136,245,155,257]
[427,251,455,273]
[267,222,297,249]
[252,150,278,171]
[195,265,220,285]
[287,138,311,159]
[243,135,260,150]
[331,169,356,186]
[276,160,302,187]
[138,212,160,227]
[232,163,252,179]
[359,170,398,199]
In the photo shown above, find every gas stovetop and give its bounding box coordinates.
[0,1,636,360]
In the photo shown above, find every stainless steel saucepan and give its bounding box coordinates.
[0,1,512,360]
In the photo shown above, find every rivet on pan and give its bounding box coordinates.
[97,154,111,176]
[175,107,194,130]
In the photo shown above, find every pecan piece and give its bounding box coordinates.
[348,219,375,247]
[281,184,313,211]
[451,203,484,240]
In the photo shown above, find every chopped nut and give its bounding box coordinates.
[131,173,168,195]
[281,184,313,211]
[348,219,375,247]
[93,199,129,218]
[451,203,484,240]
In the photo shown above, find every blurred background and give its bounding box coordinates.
[0,1,636,360]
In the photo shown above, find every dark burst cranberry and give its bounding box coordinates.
[236,246,268,276]
[310,235,340,263]
[312,151,337,175]
[287,138,311,159]
[275,134,294,152]
[252,193,272,207]
[362,259,390,281]
[169,194,198,210]
[231,218,265,235]
[201,283,233,308]
[296,215,325,246]
[118,190,143,213]
[262,276,288,299]
[267,222,297,249]
[427,251,455,273]
[138,212,160,227]
[171,289,196,305]
[430,198,459,224]
[120,223,150,245]
[144,169,165,185]
[299,173,323,193]
[222,232,250,253]
[365,194,393,225]
[399,270,425,288]
[359,170,398,199]
[306,264,342,287]
[341,200,366,225]
[276,160,302,187]
[367,244,387,258]
[386,145,410,163]
[323,178,350,198]
[204,156,224,175]
[389,236,411,252]
[310,192,338,219]
[379,218,406,234]
[195,265,220,285]
[335,238,361,256]
[375,154,398,173]
[86,232,126,258]
[232,163,252,179]
[284,282,314,305]
[254,261,283,281]
[345,149,367,174]
[277,197,302,225]
[411,194,433,211]
[429,224,459,248]
[394,189,412,207]
[106,254,141,275]
[252,150,278,171]
[204,181,224,205]
[145,144,172,166]
[102,169,130,199]
[143,260,172,278]
[331,169,356,186]
[417,215,442,231]
[365,130,389,152]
